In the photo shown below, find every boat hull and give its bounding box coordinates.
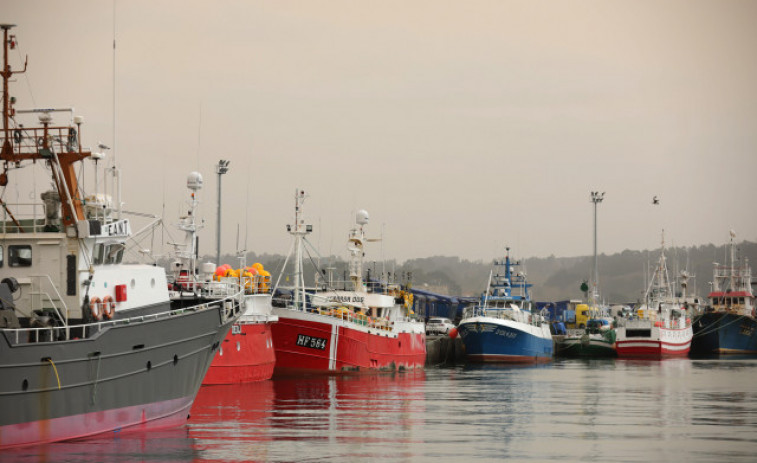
[554,333,616,358]
[270,310,426,375]
[0,300,237,449]
[457,318,553,363]
[202,322,276,384]
[691,312,757,356]
[615,326,692,359]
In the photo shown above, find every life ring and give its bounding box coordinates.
[90,296,102,321]
[102,295,116,319]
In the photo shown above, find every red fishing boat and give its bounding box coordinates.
[270,190,426,375]
[167,173,276,384]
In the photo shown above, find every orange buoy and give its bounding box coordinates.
[102,295,116,319]
[449,327,458,339]
[90,296,102,321]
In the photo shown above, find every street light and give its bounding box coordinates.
[216,160,230,265]
[590,191,605,305]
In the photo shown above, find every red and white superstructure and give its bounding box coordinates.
[167,173,276,384]
[615,232,693,358]
[270,190,425,375]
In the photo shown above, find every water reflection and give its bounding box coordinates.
[1,427,197,463]
[188,372,427,462]
[4,359,757,462]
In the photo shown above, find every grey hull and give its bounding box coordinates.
[0,298,241,448]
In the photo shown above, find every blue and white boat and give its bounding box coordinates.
[457,247,553,363]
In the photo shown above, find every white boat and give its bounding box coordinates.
[615,232,693,358]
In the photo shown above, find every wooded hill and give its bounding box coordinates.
[214,241,757,304]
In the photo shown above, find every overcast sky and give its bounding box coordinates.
[5,0,757,263]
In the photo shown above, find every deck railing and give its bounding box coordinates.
[2,288,242,345]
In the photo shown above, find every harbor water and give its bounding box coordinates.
[4,358,757,462]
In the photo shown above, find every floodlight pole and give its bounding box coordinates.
[590,191,605,305]
[216,160,230,265]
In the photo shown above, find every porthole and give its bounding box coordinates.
[173,354,179,365]
[22,379,28,391]
[146,361,152,371]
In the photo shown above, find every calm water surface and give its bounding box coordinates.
[5,358,757,462]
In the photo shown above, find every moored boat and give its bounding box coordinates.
[270,190,425,375]
[615,233,693,358]
[554,318,617,358]
[0,25,241,448]
[457,247,552,363]
[165,174,277,384]
[691,231,757,356]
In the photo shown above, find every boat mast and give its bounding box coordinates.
[288,189,311,310]
[0,24,92,229]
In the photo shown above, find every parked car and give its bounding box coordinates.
[426,317,455,335]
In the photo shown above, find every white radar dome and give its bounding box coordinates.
[187,172,203,191]
[356,209,370,225]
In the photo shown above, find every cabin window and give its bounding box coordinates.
[739,297,745,305]
[93,244,104,265]
[106,244,124,264]
[8,245,32,267]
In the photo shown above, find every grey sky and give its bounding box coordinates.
[5,0,757,263]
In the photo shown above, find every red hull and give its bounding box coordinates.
[0,396,192,450]
[616,340,691,359]
[271,315,426,375]
[202,322,276,384]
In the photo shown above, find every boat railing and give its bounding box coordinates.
[3,124,80,156]
[29,274,69,325]
[2,289,242,345]
[0,201,47,233]
[300,305,402,332]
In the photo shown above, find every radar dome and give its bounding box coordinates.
[187,172,203,191]
[356,209,370,225]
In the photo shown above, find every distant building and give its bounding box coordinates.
[410,287,477,324]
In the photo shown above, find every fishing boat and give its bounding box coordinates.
[554,316,616,358]
[269,190,425,375]
[691,231,757,356]
[615,233,693,358]
[0,25,241,448]
[166,173,277,384]
[457,247,553,363]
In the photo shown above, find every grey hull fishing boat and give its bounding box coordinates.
[0,24,242,449]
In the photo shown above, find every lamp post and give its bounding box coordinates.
[590,191,605,305]
[216,159,230,265]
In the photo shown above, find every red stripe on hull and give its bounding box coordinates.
[0,396,192,450]
[616,341,691,359]
[271,316,426,375]
[203,323,276,384]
